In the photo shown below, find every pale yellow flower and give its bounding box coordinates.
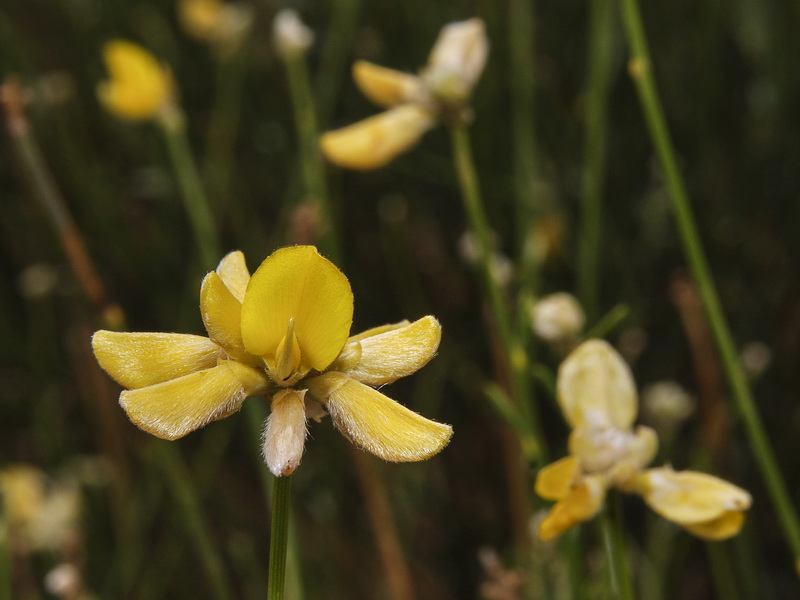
[93,246,452,476]
[535,340,750,541]
[320,18,488,170]
[97,40,174,121]
[178,0,253,54]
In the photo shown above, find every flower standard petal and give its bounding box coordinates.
[333,316,442,386]
[320,105,436,171]
[263,389,308,477]
[352,60,426,108]
[120,361,270,439]
[635,467,751,526]
[92,331,219,389]
[215,250,250,302]
[421,18,488,103]
[557,340,638,430]
[241,245,354,372]
[306,372,452,462]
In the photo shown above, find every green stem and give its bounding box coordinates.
[619,0,800,571]
[267,475,292,600]
[159,110,222,270]
[599,501,634,600]
[578,0,616,323]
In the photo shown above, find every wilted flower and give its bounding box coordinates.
[530,292,585,345]
[535,340,750,541]
[320,18,488,170]
[97,40,175,121]
[93,245,452,476]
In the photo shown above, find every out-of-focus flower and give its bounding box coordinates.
[320,18,488,170]
[458,230,514,289]
[97,40,175,121]
[642,380,695,436]
[739,341,772,380]
[530,292,585,345]
[178,0,253,55]
[0,465,81,553]
[535,340,750,541]
[93,246,452,477]
[273,9,314,57]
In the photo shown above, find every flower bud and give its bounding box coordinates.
[531,293,585,344]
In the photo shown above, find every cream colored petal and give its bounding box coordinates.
[92,330,219,389]
[320,105,436,171]
[636,467,751,525]
[306,372,452,462]
[535,456,580,501]
[682,511,746,540]
[263,389,308,476]
[215,250,250,302]
[539,474,607,541]
[241,245,354,372]
[341,316,441,386]
[352,60,426,108]
[422,18,488,101]
[200,272,250,362]
[120,361,270,439]
[557,339,638,430]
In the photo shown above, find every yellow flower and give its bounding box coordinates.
[178,0,253,55]
[320,18,488,170]
[535,340,750,541]
[97,40,174,121]
[92,246,452,476]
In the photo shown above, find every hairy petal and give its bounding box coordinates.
[200,272,250,362]
[320,105,435,171]
[92,330,219,389]
[120,361,270,439]
[307,372,452,462]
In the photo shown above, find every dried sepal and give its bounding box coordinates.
[263,389,308,476]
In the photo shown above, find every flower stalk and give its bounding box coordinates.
[619,0,800,571]
[267,474,291,600]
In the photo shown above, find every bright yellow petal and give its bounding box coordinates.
[306,372,452,462]
[241,246,353,372]
[98,40,172,121]
[200,272,251,363]
[683,511,746,540]
[635,467,752,525]
[320,105,435,171]
[352,60,426,108]
[119,361,270,439]
[535,456,580,501]
[92,330,219,389]
[333,316,441,386]
[263,389,308,477]
[539,474,607,541]
[216,250,250,302]
[557,339,638,430]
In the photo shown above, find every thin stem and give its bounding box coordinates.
[619,0,800,571]
[267,475,292,600]
[578,0,616,323]
[599,501,634,600]
[159,110,222,271]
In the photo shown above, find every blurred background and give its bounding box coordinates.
[2,0,800,598]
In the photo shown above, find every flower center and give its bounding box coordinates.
[266,318,305,387]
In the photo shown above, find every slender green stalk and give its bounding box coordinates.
[159,110,222,270]
[599,501,634,600]
[578,0,616,323]
[156,443,233,600]
[619,0,800,571]
[280,49,340,261]
[267,475,292,600]
[0,529,11,600]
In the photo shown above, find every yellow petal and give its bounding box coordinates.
[535,456,580,501]
[120,361,270,439]
[98,40,172,121]
[334,316,441,386]
[539,474,607,541]
[263,389,308,476]
[635,467,752,525]
[306,372,452,462]
[92,330,219,389]
[320,105,435,171]
[178,0,222,40]
[216,250,250,302]
[347,321,410,343]
[352,60,426,108]
[683,511,747,540]
[241,246,353,372]
[200,272,250,362]
[557,340,638,430]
